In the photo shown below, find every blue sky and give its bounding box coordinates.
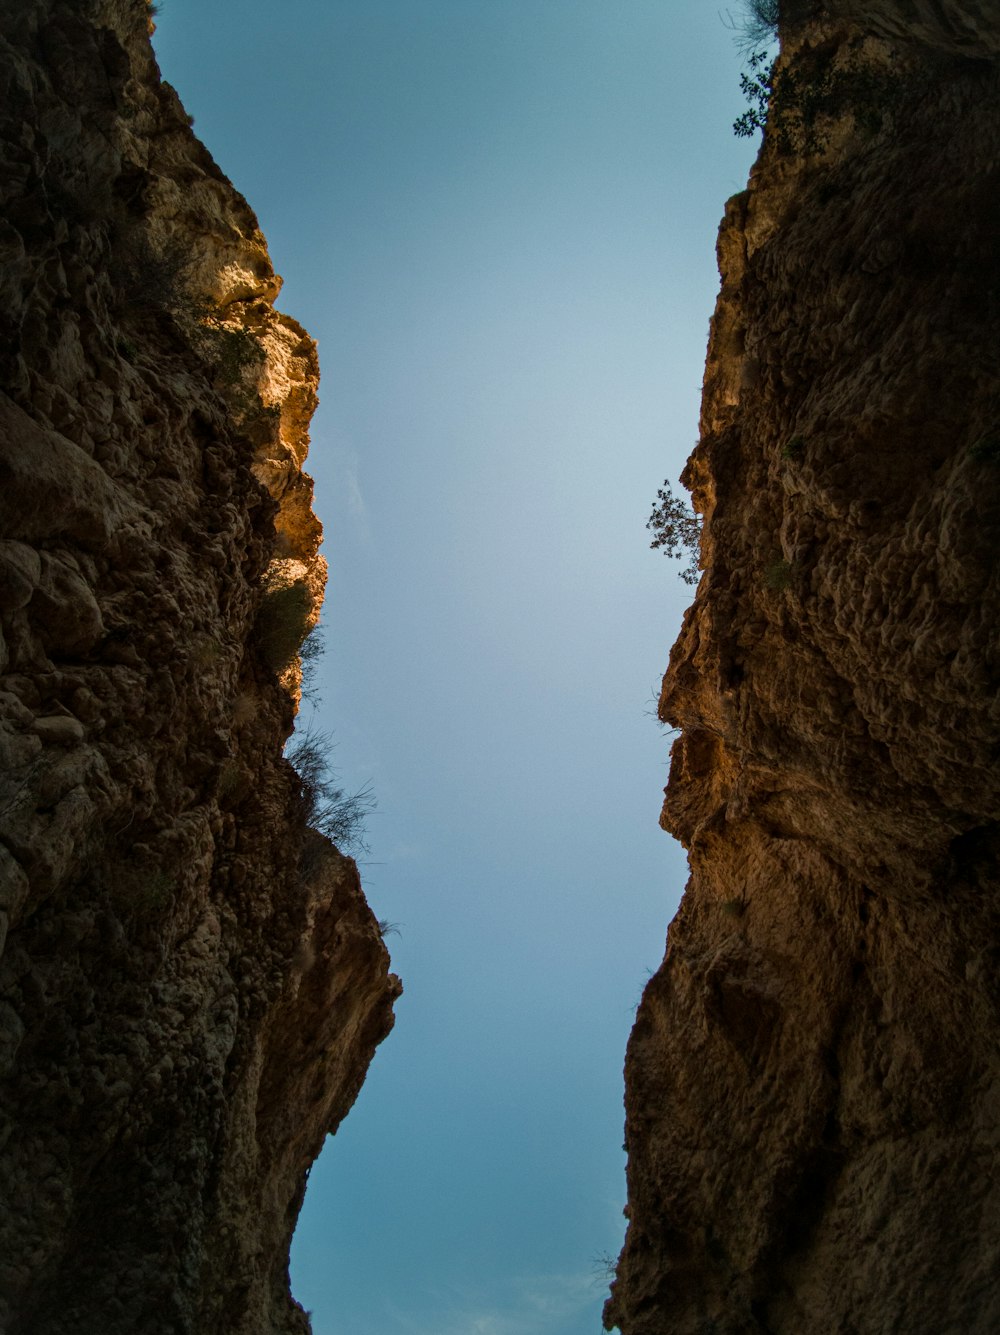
[152,5,759,1332]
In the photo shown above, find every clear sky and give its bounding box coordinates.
[152,5,759,1332]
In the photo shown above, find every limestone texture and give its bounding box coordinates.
[0,2,399,1332]
[607,4,1000,1333]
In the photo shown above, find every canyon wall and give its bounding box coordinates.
[608,5,1000,1333]
[820,0,1000,55]
[0,2,399,1331]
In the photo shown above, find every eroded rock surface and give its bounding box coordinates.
[0,2,399,1331]
[820,0,1000,55]
[608,5,1000,1333]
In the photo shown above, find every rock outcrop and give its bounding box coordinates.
[0,2,399,1331]
[820,0,1000,56]
[607,5,1000,1333]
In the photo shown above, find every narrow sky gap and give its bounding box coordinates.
[152,4,758,1331]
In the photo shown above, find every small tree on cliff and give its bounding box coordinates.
[286,728,375,857]
[647,481,702,587]
[729,0,780,50]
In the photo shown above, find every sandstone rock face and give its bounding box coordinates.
[607,7,1000,1334]
[0,3,399,1332]
[818,0,1000,55]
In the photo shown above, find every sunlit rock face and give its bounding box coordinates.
[607,4,1000,1333]
[0,3,399,1331]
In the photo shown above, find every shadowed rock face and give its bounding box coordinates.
[0,3,399,1332]
[607,6,1000,1334]
[820,0,1000,55]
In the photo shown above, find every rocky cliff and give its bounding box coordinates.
[607,5,1000,1333]
[0,2,399,1331]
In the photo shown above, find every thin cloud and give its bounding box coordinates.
[383,1269,597,1335]
[345,461,368,526]
[325,433,371,543]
